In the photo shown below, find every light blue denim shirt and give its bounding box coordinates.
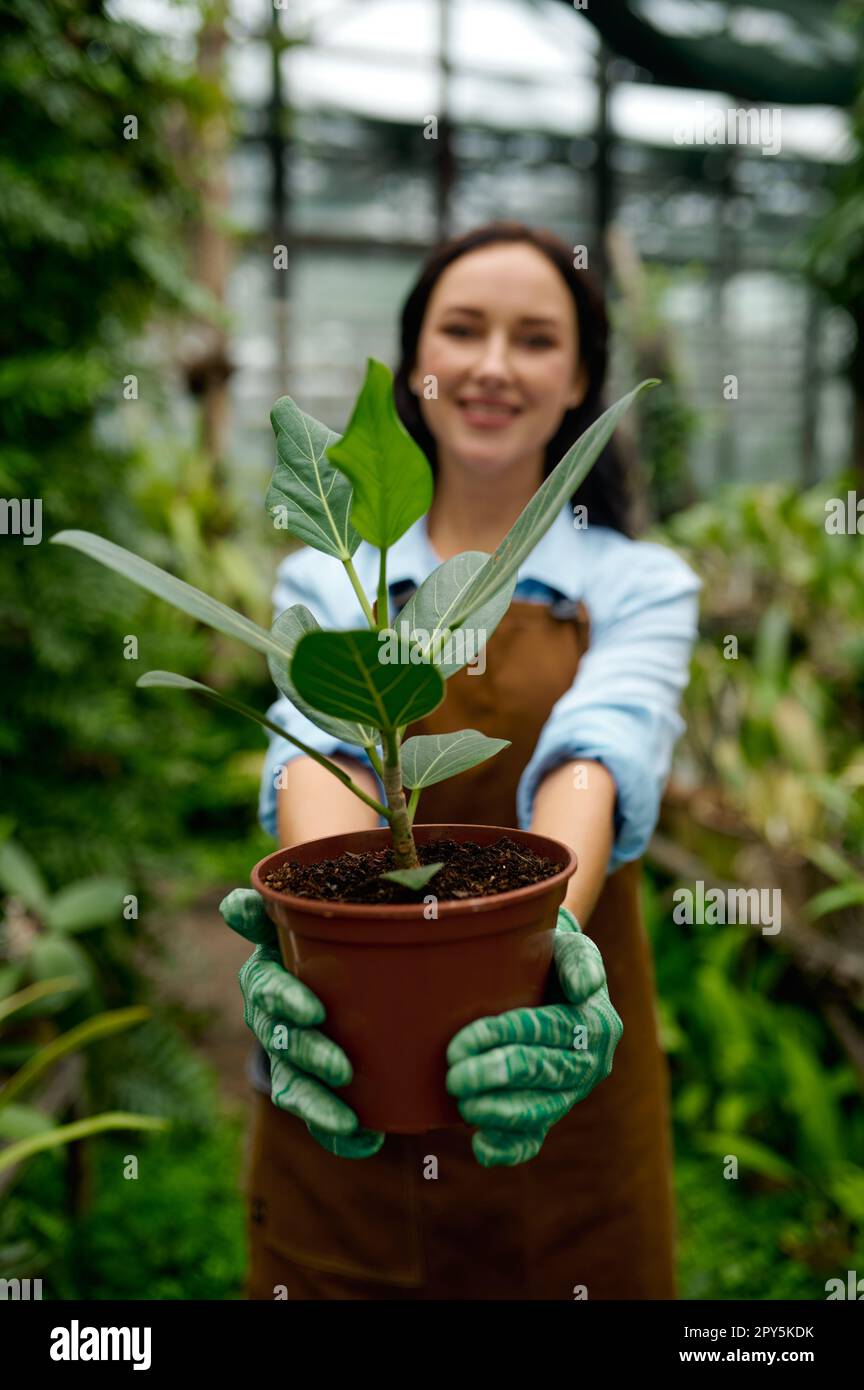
[257,503,701,873]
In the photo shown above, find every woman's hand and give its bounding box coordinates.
[219,888,385,1159]
[446,907,623,1168]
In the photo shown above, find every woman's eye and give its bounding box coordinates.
[441,325,555,349]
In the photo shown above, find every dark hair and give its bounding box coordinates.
[393,221,634,537]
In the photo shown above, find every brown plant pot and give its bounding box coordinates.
[251,823,577,1134]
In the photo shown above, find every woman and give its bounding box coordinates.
[222,222,701,1300]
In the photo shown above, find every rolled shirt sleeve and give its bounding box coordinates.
[257,548,382,838]
[515,536,702,871]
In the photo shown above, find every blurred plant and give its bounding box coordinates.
[643,870,864,1253]
[0,979,165,1181]
[648,479,864,1263]
[0,833,130,1024]
[0,832,225,1130]
[0,973,167,1284]
[129,440,272,676]
[0,1117,245,1298]
[608,231,701,521]
[662,480,864,900]
[0,0,269,884]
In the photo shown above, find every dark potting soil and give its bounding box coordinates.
[262,836,560,905]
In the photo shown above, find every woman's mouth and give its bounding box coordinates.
[456,398,523,430]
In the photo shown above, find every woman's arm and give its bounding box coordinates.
[278,755,616,922]
[517,539,701,875]
[529,758,616,927]
[277,751,616,925]
[276,755,381,847]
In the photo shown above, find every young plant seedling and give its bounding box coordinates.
[51,361,658,891]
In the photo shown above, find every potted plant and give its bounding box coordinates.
[51,361,656,1132]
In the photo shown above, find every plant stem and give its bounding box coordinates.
[382,729,419,868]
[407,785,421,826]
[377,548,389,630]
[342,556,376,628]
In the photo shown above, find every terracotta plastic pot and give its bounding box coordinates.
[252,824,577,1134]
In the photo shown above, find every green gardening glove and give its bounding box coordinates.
[219,888,385,1159]
[446,906,623,1168]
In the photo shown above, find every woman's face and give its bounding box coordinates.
[408,242,587,481]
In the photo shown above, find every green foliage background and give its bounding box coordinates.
[1,0,861,1304]
[0,0,273,888]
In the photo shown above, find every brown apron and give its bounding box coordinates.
[244,598,677,1300]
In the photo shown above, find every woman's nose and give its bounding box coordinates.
[472,332,513,383]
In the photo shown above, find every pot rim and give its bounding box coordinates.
[251,823,577,921]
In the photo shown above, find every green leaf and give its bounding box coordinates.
[50,530,291,663]
[266,398,361,559]
[0,1105,59,1143]
[801,839,859,885]
[444,380,659,629]
[0,966,24,1003]
[396,552,516,678]
[826,1162,864,1226]
[381,863,444,891]
[0,841,49,916]
[326,359,433,547]
[0,977,81,1026]
[0,1006,151,1110]
[28,937,93,1000]
[401,730,510,789]
[45,877,130,933]
[136,668,330,751]
[0,1112,168,1176]
[693,1132,800,1184]
[291,629,445,731]
[754,603,791,685]
[269,606,375,748]
[805,880,864,921]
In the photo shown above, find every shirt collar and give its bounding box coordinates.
[383,503,582,599]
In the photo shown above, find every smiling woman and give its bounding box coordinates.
[407,240,587,556]
[47,219,700,1301]
[395,221,634,541]
[236,221,703,1301]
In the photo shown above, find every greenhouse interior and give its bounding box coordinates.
[1,0,863,1320]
